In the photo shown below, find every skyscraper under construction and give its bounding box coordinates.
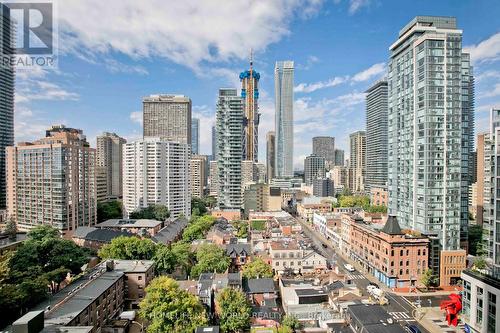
[240,52,260,162]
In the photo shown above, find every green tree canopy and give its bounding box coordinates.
[97,200,123,222]
[282,315,300,332]
[139,276,207,333]
[420,269,437,290]
[191,243,230,278]
[468,224,484,256]
[191,196,208,216]
[0,225,89,328]
[98,236,157,260]
[182,215,216,242]
[215,287,251,332]
[153,242,193,274]
[4,217,17,240]
[241,258,273,279]
[27,225,60,242]
[129,204,170,221]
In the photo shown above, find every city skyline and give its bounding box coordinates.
[13,1,500,170]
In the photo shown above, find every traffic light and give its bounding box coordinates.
[440,293,462,326]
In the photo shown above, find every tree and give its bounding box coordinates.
[241,258,273,279]
[153,242,193,275]
[421,269,437,290]
[27,225,59,242]
[182,215,216,242]
[191,243,230,278]
[191,197,208,216]
[139,277,207,333]
[232,221,248,238]
[97,200,123,222]
[473,257,487,270]
[129,204,170,221]
[215,287,251,332]
[98,236,157,260]
[468,224,484,256]
[282,315,300,332]
[4,217,17,240]
[44,267,70,293]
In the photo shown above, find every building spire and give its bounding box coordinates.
[250,48,253,69]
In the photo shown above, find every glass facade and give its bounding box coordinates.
[387,16,473,250]
[274,61,294,177]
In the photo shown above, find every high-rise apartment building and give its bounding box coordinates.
[482,109,500,268]
[216,88,243,209]
[304,154,325,186]
[122,138,190,219]
[387,16,473,251]
[211,125,217,161]
[190,155,207,198]
[192,118,200,154]
[349,131,366,193]
[6,126,96,234]
[242,160,257,189]
[329,166,348,189]
[334,149,345,166]
[461,109,500,333]
[96,132,126,202]
[209,160,218,198]
[275,61,294,177]
[476,133,485,226]
[365,80,388,191]
[0,8,14,210]
[240,56,260,162]
[312,137,335,166]
[266,131,276,182]
[143,94,192,144]
[313,178,334,197]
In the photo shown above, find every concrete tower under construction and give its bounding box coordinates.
[240,51,260,162]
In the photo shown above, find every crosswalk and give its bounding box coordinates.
[389,312,412,320]
[346,273,365,280]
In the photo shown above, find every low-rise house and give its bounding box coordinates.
[225,243,251,270]
[347,304,406,333]
[243,278,277,307]
[297,197,332,222]
[112,259,155,309]
[197,272,242,314]
[151,217,188,245]
[270,240,327,275]
[72,227,134,251]
[206,218,237,245]
[96,219,164,237]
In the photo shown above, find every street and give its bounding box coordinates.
[296,217,431,333]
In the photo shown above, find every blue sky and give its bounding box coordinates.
[14,0,500,169]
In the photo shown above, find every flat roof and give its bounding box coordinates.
[33,268,124,326]
[113,259,154,273]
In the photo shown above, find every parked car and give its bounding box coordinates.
[344,264,355,272]
[366,285,379,293]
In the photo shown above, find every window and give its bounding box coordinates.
[488,292,496,332]
[138,276,142,280]
[275,262,279,266]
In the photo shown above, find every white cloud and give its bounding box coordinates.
[351,62,386,82]
[296,55,320,70]
[348,0,371,14]
[294,76,348,93]
[475,69,500,82]
[479,83,500,99]
[55,0,324,71]
[294,62,385,93]
[130,111,143,125]
[465,32,500,64]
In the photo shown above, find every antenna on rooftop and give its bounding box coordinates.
[250,48,253,69]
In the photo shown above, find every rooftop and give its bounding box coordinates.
[243,278,276,294]
[97,219,163,228]
[72,226,133,242]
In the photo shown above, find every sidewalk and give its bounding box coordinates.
[417,307,465,333]
[297,218,457,297]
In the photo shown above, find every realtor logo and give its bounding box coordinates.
[1,1,57,69]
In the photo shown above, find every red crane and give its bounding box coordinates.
[440,293,462,326]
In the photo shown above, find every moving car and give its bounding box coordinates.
[405,324,421,333]
[344,264,355,272]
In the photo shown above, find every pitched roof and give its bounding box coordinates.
[72,227,133,242]
[243,278,276,294]
[381,215,403,235]
[225,243,251,257]
[151,217,188,244]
